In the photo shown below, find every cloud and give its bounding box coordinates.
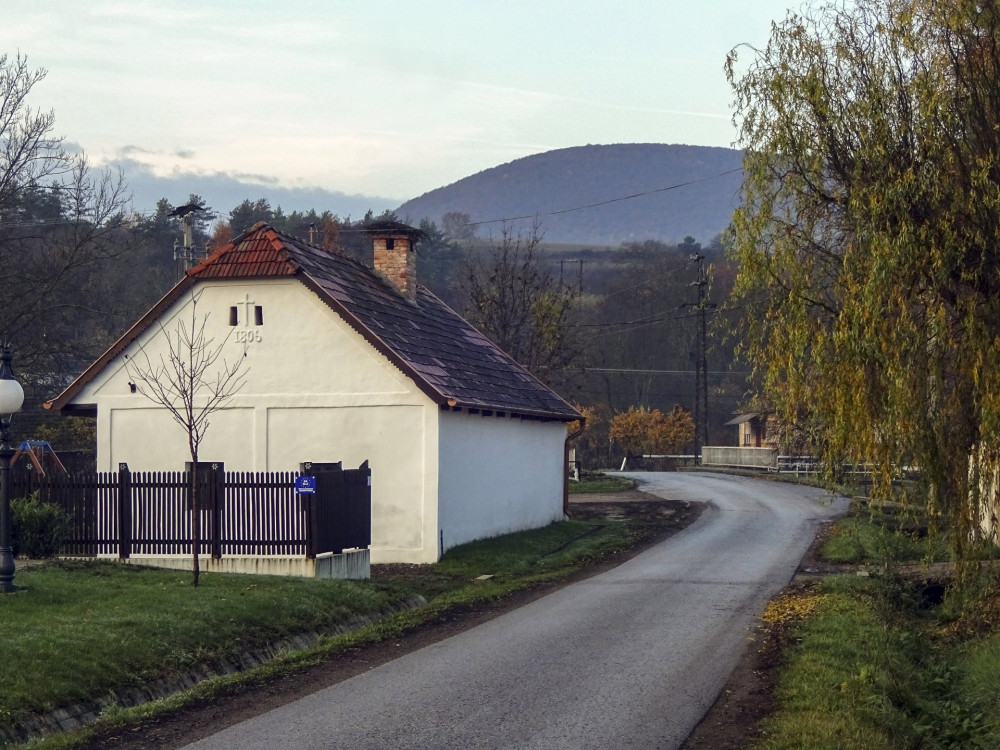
[91,1,209,27]
[231,172,278,185]
[461,79,731,121]
[119,145,153,157]
[114,156,397,220]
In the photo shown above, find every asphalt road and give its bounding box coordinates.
[183,472,847,750]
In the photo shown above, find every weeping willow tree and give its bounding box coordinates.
[726,0,1000,551]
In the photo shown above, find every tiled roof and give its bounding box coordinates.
[188,224,297,279]
[48,223,580,422]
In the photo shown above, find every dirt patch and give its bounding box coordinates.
[567,487,661,504]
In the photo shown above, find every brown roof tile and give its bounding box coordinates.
[188,223,298,279]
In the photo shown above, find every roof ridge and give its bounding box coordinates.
[186,223,300,280]
[264,226,283,248]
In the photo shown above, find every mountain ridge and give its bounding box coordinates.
[396,143,745,246]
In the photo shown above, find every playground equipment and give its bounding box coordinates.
[11,440,68,476]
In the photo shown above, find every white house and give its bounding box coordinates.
[46,221,581,563]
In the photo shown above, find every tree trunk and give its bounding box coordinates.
[190,459,200,587]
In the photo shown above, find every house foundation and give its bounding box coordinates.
[100,548,371,580]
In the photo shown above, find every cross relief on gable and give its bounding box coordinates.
[230,293,264,344]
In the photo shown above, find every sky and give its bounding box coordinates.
[2,1,797,216]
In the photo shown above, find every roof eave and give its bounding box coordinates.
[45,275,198,412]
[56,403,98,418]
[441,400,580,422]
[417,287,583,421]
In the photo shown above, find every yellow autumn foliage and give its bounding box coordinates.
[760,591,829,628]
[609,405,694,455]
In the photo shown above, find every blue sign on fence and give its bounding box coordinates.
[295,476,316,494]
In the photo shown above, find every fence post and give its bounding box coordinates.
[211,463,224,560]
[117,463,131,559]
[352,460,372,551]
[301,462,316,560]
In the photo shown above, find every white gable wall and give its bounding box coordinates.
[265,403,440,563]
[73,278,442,563]
[437,410,566,554]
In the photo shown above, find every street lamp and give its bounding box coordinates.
[0,344,24,593]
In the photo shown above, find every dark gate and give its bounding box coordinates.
[301,460,371,558]
[185,462,225,558]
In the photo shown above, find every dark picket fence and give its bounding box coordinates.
[10,461,371,559]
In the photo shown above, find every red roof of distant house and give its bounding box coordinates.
[47,223,580,422]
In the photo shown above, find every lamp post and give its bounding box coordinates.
[0,344,24,593]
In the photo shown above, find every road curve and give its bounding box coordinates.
[183,472,846,750]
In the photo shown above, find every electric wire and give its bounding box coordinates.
[462,168,743,228]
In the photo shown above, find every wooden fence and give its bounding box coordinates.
[10,462,370,559]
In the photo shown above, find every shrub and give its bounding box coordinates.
[11,493,70,558]
[609,405,695,456]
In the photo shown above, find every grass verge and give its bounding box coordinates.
[819,506,952,565]
[0,563,399,728]
[567,472,635,494]
[755,496,1000,749]
[2,506,676,748]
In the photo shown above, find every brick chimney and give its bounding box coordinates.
[368,222,422,301]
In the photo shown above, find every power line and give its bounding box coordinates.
[570,386,741,399]
[573,305,731,330]
[583,368,750,375]
[464,168,744,229]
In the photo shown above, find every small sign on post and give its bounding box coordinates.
[295,475,316,494]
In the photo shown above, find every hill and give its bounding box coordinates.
[396,143,744,246]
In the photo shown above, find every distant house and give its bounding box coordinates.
[724,413,777,448]
[46,221,581,563]
[700,411,781,470]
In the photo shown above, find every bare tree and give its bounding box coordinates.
[125,293,248,586]
[461,221,579,386]
[0,53,142,388]
[0,54,66,208]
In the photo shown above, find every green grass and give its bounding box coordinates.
[757,577,927,750]
[758,502,1000,749]
[567,473,635,494]
[438,519,623,576]
[372,516,660,606]
[1,511,668,746]
[955,634,1000,743]
[0,562,396,724]
[820,516,949,565]
[820,501,952,565]
[758,573,1000,750]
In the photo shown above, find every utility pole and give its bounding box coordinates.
[170,203,208,277]
[690,253,710,461]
